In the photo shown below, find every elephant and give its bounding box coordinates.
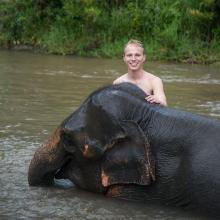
[28,82,220,217]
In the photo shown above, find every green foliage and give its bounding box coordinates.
[0,0,219,63]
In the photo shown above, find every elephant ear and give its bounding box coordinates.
[81,100,126,158]
[101,121,155,187]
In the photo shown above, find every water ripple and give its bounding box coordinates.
[163,75,220,85]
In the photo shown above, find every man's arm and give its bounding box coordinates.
[145,78,167,106]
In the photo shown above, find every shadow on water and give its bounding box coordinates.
[0,50,219,219]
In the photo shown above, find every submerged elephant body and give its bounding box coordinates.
[28,83,220,217]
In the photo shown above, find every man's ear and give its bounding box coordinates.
[143,54,146,62]
[123,54,126,63]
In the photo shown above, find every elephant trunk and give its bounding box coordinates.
[28,147,56,186]
[28,128,67,186]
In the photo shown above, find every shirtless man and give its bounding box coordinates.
[113,39,167,106]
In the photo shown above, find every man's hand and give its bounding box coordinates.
[145,95,160,104]
[145,95,167,106]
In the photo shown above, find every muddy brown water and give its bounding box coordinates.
[0,50,219,219]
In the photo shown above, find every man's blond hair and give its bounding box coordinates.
[124,39,145,54]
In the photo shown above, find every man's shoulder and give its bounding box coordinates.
[113,74,128,84]
[144,71,162,82]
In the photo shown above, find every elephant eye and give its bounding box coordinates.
[62,134,77,153]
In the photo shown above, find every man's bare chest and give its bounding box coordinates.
[134,81,153,95]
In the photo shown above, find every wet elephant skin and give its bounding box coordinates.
[28,83,220,217]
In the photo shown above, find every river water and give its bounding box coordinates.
[0,50,219,219]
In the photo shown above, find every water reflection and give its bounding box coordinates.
[0,50,219,219]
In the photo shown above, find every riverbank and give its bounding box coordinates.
[1,41,219,65]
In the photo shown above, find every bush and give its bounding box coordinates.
[0,0,219,63]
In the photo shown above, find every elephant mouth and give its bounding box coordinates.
[54,177,75,188]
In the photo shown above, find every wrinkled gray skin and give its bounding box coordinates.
[28,83,220,217]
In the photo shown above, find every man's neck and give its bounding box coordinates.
[127,69,144,80]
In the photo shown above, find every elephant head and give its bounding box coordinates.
[28,86,155,194]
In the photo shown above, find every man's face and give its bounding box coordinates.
[123,44,146,72]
